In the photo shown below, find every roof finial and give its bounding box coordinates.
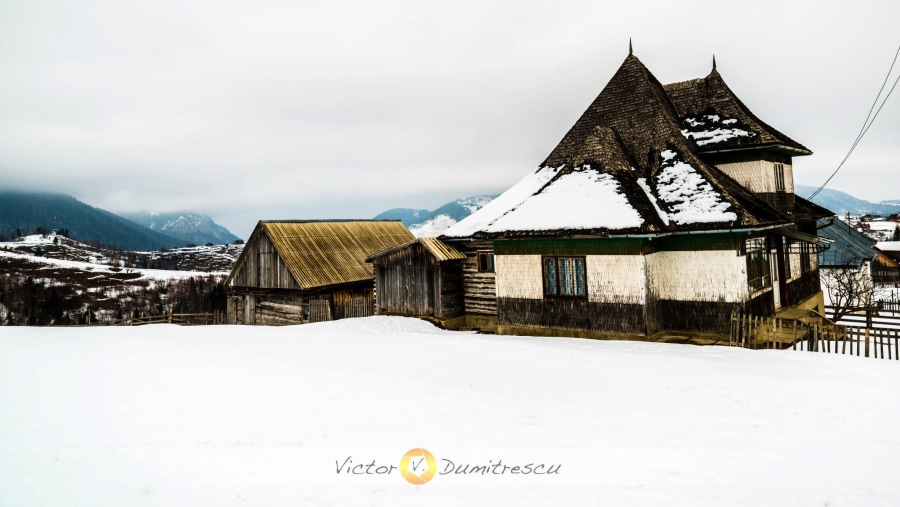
[629,38,633,56]
[712,54,717,70]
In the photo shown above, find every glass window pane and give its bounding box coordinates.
[574,258,586,296]
[545,258,558,295]
[559,257,572,296]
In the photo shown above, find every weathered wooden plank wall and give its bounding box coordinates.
[438,262,464,319]
[231,232,301,290]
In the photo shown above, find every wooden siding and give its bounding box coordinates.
[646,250,748,303]
[230,232,301,290]
[586,255,645,305]
[714,160,794,194]
[648,300,740,335]
[438,262,465,319]
[785,271,820,308]
[227,293,305,326]
[370,242,463,319]
[498,297,646,336]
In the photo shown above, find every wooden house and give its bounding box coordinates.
[425,50,834,339]
[365,237,466,323]
[225,220,414,325]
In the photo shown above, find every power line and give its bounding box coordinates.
[808,45,900,200]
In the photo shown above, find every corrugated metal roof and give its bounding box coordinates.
[418,237,467,261]
[365,237,466,262]
[258,220,414,289]
[817,218,876,268]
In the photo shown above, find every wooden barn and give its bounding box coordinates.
[365,237,466,323]
[225,220,414,325]
[430,49,834,340]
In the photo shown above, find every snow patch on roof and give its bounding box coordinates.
[637,178,670,226]
[656,151,737,225]
[681,114,757,146]
[442,166,562,237]
[483,168,643,232]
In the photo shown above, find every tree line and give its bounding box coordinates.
[0,275,227,326]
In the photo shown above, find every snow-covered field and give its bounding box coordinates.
[1,317,899,506]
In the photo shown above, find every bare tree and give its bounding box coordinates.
[821,264,875,322]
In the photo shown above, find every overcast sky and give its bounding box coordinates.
[1,0,898,238]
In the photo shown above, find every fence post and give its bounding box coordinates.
[168,307,173,324]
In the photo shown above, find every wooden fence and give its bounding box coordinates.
[103,309,227,326]
[730,311,900,360]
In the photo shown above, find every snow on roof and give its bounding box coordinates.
[442,165,561,237]
[877,241,900,252]
[482,167,643,233]
[681,114,757,146]
[655,150,737,224]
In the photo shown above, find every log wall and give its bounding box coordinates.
[458,240,498,316]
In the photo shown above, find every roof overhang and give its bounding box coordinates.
[697,144,812,157]
[777,228,833,252]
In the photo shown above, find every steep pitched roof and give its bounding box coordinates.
[816,218,876,268]
[664,69,811,155]
[228,220,414,289]
[444,55,790,239]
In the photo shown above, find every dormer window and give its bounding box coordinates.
[774,163,786,192]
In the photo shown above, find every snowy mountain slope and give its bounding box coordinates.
[377,195,497,237]
[122,211,240,246]
[1,317,898,506]
[0,191,184,250]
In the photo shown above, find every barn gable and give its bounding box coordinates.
[227,220,414,291]
[226,220,414,325]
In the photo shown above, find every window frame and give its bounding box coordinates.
[542,256,587,299]
[799,242,812,274]
[745,237,771,293]
[774,163,786,192]
[477,251,495,273]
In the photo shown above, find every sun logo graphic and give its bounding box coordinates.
[399,448,437,485]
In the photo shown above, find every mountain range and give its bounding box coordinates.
[121,212,239,246]
[374,195,496,236]
[795,185,900,217]
[0,192,240,251]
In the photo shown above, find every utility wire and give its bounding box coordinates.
[808,45,900,200]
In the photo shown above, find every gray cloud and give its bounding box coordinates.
[1,0,898,238]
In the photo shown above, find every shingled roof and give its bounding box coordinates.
[444,54,792,239]
[664,67,811,155]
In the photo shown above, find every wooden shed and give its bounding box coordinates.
[225,220,414,325]
[366,237,466,323]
